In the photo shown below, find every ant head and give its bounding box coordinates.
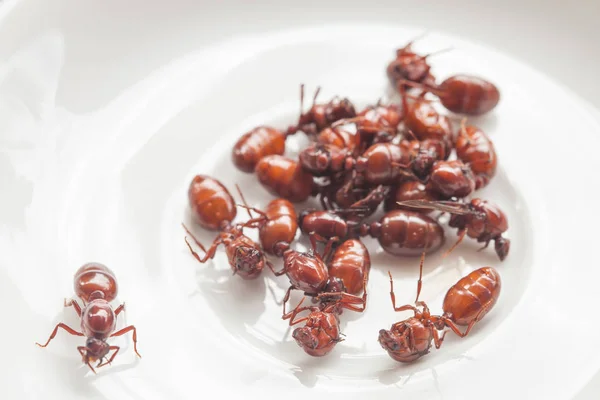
[495,237,510,261]
[292,326,319,352]
[233,246,263,278]
[387,56,431,86]
[324,277,347,296]
[82,337,110,365]
[412,148,437,179]
[378,329,402,352]
[330,98,356,121]
[298,145,332,175]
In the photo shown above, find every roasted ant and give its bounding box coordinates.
[183,219,271,280]
[36,263,141,373]
[327,239,370,296]
[379,253,497,362]
[384,181,440,214]
[386,34,439,91]
[255,155,314,203]
[397,198,510,260]
[232,126,288,173]
[288,85,356,137]
[400,74,500,116]
[237,197,298,257]
[426,160,476,199]
[188,175,237,231]
[455,119,497,189]
[282,279,368,357]
[378,253,444,362]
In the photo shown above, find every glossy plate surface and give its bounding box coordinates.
[1,1,600,399]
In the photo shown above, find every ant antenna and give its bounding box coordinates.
[400,31,429,52]
[312,86,321,107]
[420,47,453,61]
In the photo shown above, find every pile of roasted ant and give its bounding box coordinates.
[181,36,508,364]
[35,36,507,373]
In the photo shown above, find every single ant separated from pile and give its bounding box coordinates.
[36,263,141,373]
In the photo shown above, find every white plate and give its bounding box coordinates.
[2,1,600,400]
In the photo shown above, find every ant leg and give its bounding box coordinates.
[431,327,447,349]
[183,232,224,264]
[36,323,84,348]
[64,298,82,317]
[235,184,256,219]
[349,185,388,213]
[97,346,120,368]
[318,193,330,211]
[308,231,337,247]
[317,275,369,312]
[240,215,267,229]
[308,232,339,261]
[442,305,489,338]
[341,172,357,196]
[114,303,126,316]
[267,259,286,276]
[388,271,419,313]
[282,296,307,320]
[477,240,491,252]
[415,251,426,303]
[110,325,141,358]
[312,86,321,106]
[283,298,316,326]
[317,292,366,311]
[281,286,297,316]
[442,228,467,258]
